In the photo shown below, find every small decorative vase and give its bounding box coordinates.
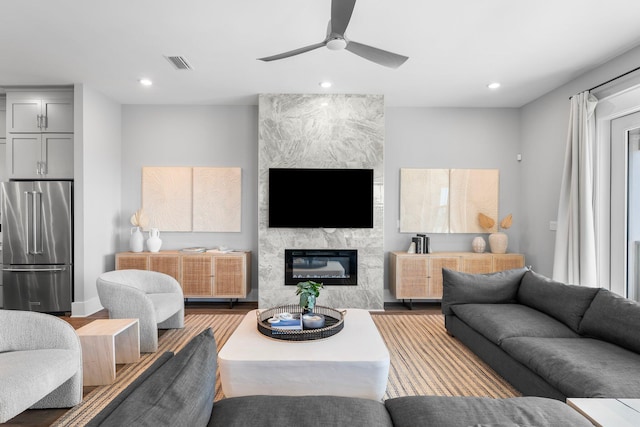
[489,232,508,254]
[302,295,315,315]
[146,228,162,252]
[472,236,486,253]
[129,227,144,253]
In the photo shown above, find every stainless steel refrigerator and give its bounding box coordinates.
[2,181,73,312]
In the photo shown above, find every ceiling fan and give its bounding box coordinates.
[258,0,408,69]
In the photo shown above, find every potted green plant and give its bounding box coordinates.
[295,280,324,313]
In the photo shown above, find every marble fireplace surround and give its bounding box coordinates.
[258,93,385,310]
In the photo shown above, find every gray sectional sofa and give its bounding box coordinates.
[86,327,592,426]
[442,267,640,401]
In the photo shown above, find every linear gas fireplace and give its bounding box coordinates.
[285,249,357,286]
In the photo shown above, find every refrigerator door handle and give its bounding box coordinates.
[3,267,68,272]
[24,190,31,255]
[33,191,42,255]
[25,191,42,255]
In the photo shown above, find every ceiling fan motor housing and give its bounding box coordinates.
[326,37,348,51]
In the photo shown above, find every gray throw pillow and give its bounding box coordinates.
[441,267,529,316]
[516,270,600,332]
[85,351,175,427]
[94,327,217,427]
[579,289,640,353]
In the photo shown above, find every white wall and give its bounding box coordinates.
[72,84,122,316]
[120,105,259,298]
[520,45,640,278]
[384,107,522,293]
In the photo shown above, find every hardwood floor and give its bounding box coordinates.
[6,300,441,426]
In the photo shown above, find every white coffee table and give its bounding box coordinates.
[218,309,390,400]
[567,398,640,427]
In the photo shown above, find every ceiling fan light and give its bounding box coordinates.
[326,38,347,51]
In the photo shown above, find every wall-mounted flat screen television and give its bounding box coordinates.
[269,168,374,228]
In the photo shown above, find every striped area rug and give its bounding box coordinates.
[53,313,519,426]
[373,315,519,399]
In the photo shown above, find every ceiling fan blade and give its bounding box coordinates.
[345,41,408,68]
[331,0,357,36]
[258,42,326,62]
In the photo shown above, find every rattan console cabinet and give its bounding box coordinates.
[389,251,525,305]
[116,251,251,304]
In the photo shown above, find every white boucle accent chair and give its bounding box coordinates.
[0,309,82,423]
[97,269,184,353]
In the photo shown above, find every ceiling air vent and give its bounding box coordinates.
[165,55,193,70]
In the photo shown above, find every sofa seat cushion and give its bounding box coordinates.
[147,293,183,323]
[501,337,640,398]
[0,349,79,415]
[517,270,599,332]
[208,395,393,427]
[385,396,593,427]
[451,304,579,345]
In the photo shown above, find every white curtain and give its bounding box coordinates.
[552,91,599,286]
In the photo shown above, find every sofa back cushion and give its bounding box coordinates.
[209,395,393,427]
[441,267,529,316]
[89,327,217,427]
[516,270,599,332]
[86,352,175,427]
[579,289,640,353]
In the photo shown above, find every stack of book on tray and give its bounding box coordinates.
[271,316,303,333]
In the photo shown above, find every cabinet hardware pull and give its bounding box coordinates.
[37,115,41,129]
[43,115,48,129]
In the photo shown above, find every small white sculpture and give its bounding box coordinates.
[472,236,486,253]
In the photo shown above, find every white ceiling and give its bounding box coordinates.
[1,0,640,107]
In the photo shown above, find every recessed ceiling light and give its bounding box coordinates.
[487,82,501,90]
[319,81,332,89]
[139,78,153,86]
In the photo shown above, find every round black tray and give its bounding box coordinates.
[257,305,345,341]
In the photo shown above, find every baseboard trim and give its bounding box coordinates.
[71,297,103,317]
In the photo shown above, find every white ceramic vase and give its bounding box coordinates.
[146,228,162,252]
[129,227,144,253]
[489,232,508,254]
[472,236,486,253]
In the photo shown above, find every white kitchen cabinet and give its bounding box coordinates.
[7,133,73,179]
[0,98,6,137]
[6,93,73,133]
